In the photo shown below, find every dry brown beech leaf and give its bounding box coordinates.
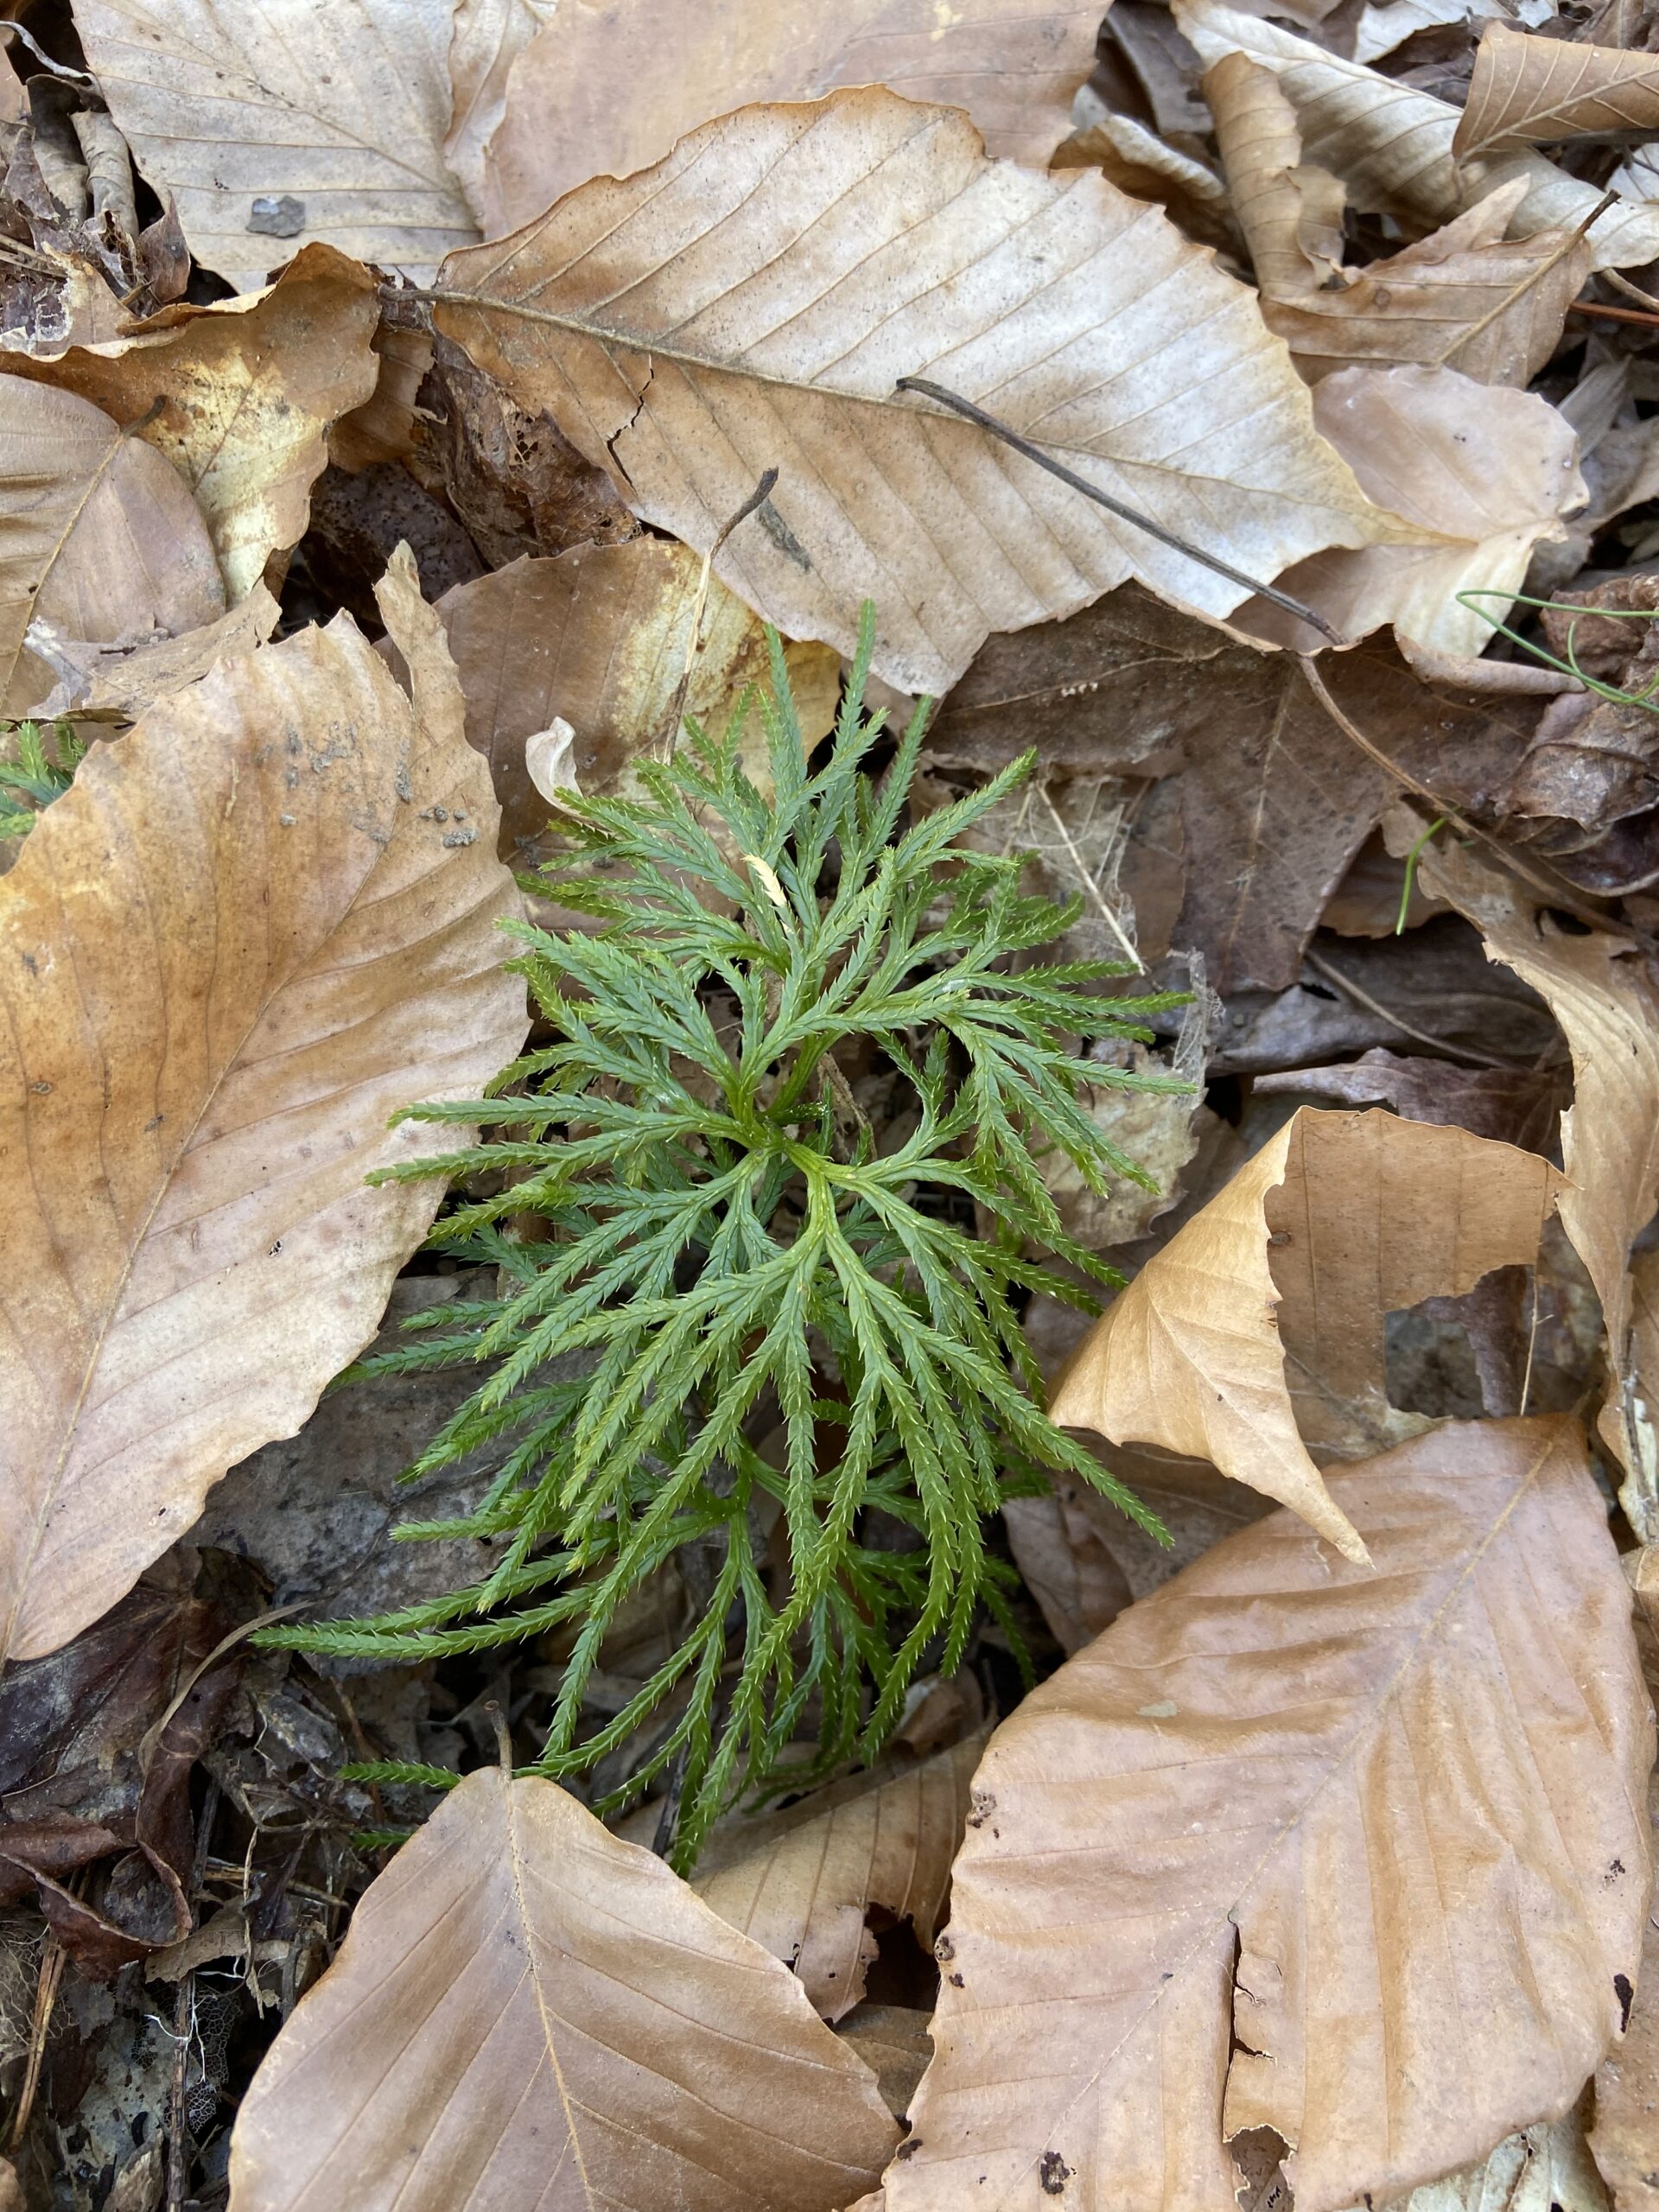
[695,1733,987,2024]
[888,1416,1654,2212]
[435,86,1406,697]
[1456,23,1659,158]
[1175,0,1659,270]
[1261,196,1591,390]
[1388,816,1659,1541]
[0,371,224,715]
[0,244,381,602]
[442,0,556,226]
[27,581,280,720]
[73,0,479,292]
[428,538,840,863]
[1591,1687,1659,2211]
[1205,53,1347,303]
[0,548,527,1667]
[1244,365,1584,658]
[482,0,1103,233]
[1254,1047,1564,1154]
[1052,109,1240,261]
[1205,53,1591,390]
[227,1765,899,2209]
[1048,1105,1564,1562]
[1001,1484,1134,1655]
[837,2007,935,2129]
[330,314,435,475]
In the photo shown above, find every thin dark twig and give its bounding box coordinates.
[1568,299,1659,328]
[1302,949,1521,1070]
[893,376,1347,645]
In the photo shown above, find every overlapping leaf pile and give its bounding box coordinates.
[5,0,1659,2207]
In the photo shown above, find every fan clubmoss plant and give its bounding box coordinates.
[0,720,84,839]
[264,610,1186,1866]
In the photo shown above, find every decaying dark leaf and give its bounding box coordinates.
[0,1584,241,1976]
[926,585,1525,991]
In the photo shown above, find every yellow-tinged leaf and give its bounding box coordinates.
[435,86,1409,696]
[1048,1105,1563,1561]
[0,244,381,602]
[226,1766,899,2209]
[0,549,527,1666]
[888,1418,1653,2212]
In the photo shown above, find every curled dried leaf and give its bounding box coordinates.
[1049,1105,1564,1560]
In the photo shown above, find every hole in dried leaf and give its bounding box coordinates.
[1039,2149,1073,2195]
[1617,1970,1635,2031]
[1230,2127,1293,2212]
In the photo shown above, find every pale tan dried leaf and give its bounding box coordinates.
[1206,50,1589,385]
[0,244,381,601]
[73,0,479,291]
[1355,0,1476,65]
[435,86,1405,696]
[429,538,839,862]
[887,1417,1654,2212]
[0,371,223,715]
[1206,54,1347,301]
[1042,1039,1210,1249]
[836,2007,933,2128]
[1591,1753,1659,2212]
[524,715,578,804]
[1001,1486,1133,1654]
[482,0,1102,233]
[1176,0,1659,270]
[1390,818,1659,1540]
[330,315,435,474]
[228,1765,898,2209]
[27,581,279,718]
[695,1735,984,2023]
[1457,23,1659,157]
[1352,2109,1608,2212]
[0,550,527,1666]
[1048,1105,1563,1562]
[1052,110,1238,259]
[1246,365,1584,656]
[442,0,554,226]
